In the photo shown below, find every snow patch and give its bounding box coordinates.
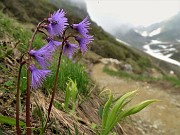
[151,40,163,44]
[143,43,180,66]
[176,39,180,43]
[141,31,148,37]
[116,38,130,46]
[158,45,167,49]
[149,28,161,37]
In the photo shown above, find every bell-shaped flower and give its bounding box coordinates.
[75,36,93,54]
[45,37,62,52]
[29,65,51,90]
[47,9,68,37]
[63,41,78,59]
[71,16,90,37]
[29,40,60,69]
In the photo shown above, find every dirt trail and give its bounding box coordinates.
[92,63,180,135]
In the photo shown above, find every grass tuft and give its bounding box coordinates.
[103,66,158,82]
[44,56,89,96]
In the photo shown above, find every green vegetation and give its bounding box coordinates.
[0,115,25,127]
[103,66,158,82]
[0,7,91,134]
[0,11,30,46]
[63,79,78,113]
[0,0,56,24]
[0,11,90,95]
[20,56,89,95]
[100,90,157,135]
[0,11,45,52]
[44,56,89,95]
[164,76,180,87]
[104,66,180,87]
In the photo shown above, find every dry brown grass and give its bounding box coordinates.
[31,87,125,135]
[31,90,102,134]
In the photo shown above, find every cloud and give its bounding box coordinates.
[85,0,180,31]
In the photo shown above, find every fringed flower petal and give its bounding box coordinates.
[29,65,51,90]
[72,16,90,37]
[47,9,68,37]
[29,39,61,69]
[75,36,93,54]
[63,41,78,59]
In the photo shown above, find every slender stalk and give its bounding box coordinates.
[43,26,70,134]
[26,21,44,135]
[43,40,65,133]
[16,62,25,135]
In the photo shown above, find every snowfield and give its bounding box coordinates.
[143,41,180,66]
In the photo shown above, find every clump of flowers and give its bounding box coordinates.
[16,9,93,135]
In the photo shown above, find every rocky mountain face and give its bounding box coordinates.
[114,12,180,46]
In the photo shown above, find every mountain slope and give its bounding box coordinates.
[112,12,180,75]
[149,12,180,42]
[114,27,150,49]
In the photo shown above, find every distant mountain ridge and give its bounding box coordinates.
[112,12,180,66]
[114,12,180,46]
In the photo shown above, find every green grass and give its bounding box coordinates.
[0,11,47,93]
[0,11,45,52]
[44,56,89,95]
[103,66,159,82]
[103,66,180,88]
[0,11,90,96]
[164,76,180,87]
[20,53,90,96]
[20,66,27,93]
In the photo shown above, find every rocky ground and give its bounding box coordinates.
[91,62,180,135]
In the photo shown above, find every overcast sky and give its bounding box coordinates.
[85,0,180,31]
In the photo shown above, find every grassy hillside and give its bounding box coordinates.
[0,7,97,135]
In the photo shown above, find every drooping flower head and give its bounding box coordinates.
[47,9,68,37]
[71,16,90,37]
[46,37,62,52]
[63,41,78,59]
[75,36,93,54]
[29,65,51,90]
[29,39,61,69]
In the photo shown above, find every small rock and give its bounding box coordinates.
[0,78,4,84]
[123,64,133,73]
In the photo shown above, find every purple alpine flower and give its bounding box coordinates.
[29,47,51,69]
[29,65,51,90]
[72,16,90,37]
[75,36,93,54]
[47,9,68,37]
[45,37,62,52]
[63,41,78,59]
[29,39,61,69]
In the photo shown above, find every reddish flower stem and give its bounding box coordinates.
[43,26,70,134]
[26,21,45,135]
[43,40,65,133]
